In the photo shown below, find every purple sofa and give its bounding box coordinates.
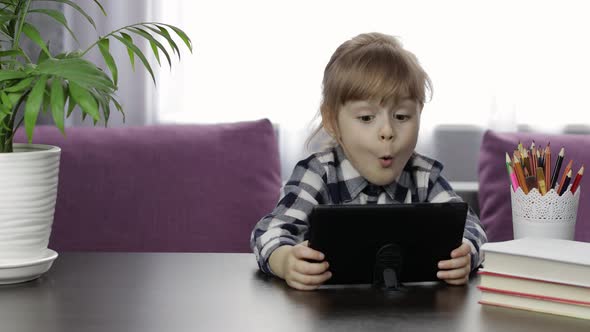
[478,130,590,242]
[14,119,281,253]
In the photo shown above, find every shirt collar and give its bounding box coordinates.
[333,145,409,202]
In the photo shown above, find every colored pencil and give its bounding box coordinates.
[531,140,538,176]
[522,149,531,175]
[513,155,528,194]
[557,159,574,194]
[525,176,538,191]
[505,152,519,192]
[536,166,547,195]
[558,169,572,196]
[550,147,564,189]
[544,143,551,193]
[570,165,584,194]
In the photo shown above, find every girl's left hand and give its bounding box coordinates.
[436,242,471,285]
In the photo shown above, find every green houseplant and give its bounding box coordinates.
[0,0,192,152]
[0,0,190,281]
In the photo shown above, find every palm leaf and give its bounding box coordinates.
[148,39,160,66]
[97,38,118,85]
[50,77,65,133]
[35,0,97,29]
[127,27,172,67]
[89,88,110,124]
[110,95,124,122]
[24,75,48,142]
[0,70,26,81]
[22,22,50,56]
[36,41,50,63]
[0,113,9,131]
[6,91,22,107]
[65,92,76,117]
[159,23,192,52]
[3,76,33,92]
[29,8,78,44]
[0,49,23,57]
[120,32,135,70]
[41,87,50,114]
[146,25,180,59]
[68,81,99,121]
[36,58,115,92]
[0,12,16,24]
[155,25,180,57]
[92,0,106,16]
[113,33,156,85]
[11,0,28,45]
[0,91,13,109]
[0,103,11,116]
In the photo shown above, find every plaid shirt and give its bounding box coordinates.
[250,145,487,275]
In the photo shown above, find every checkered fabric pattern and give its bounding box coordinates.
[251,145,487,275]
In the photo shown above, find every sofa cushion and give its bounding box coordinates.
[478,130,589,242]
[14,119,281,252]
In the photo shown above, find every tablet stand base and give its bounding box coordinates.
[373,243,404,291]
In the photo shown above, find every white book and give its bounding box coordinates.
[478,271,590,305]
[481,238,590,287]
[479,289,590,320]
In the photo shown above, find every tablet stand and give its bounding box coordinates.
[373,243,404,291]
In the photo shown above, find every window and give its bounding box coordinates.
[153,0,590,132]
[152,0,590,179]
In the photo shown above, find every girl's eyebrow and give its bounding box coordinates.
[395,99,418,109]
[347,101,377,111]
[393,96,414,104]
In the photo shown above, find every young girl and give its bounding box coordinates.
[251,32,487,291]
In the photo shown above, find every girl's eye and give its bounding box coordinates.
[394,114,410,121]
[358,115,374,122]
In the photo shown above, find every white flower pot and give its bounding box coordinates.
[0,143,61,263]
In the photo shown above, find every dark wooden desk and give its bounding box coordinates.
[1,253,589,332]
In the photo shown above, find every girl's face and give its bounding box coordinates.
[334,98,421,186]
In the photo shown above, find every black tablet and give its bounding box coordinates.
[308,202,467,285]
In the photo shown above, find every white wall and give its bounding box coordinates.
[135,1,590,180]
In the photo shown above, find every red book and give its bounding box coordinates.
[479,287,590,320]
[478,270,590,306]
[478,239,590,320]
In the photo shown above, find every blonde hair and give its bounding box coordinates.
[307,32,432,149]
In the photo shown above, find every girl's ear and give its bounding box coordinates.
[320,104,342,142]
[322,119,339,141]
[323,119,334,137]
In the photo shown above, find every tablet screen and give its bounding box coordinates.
[308,202,467,285]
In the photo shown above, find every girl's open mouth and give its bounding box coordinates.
[379,156,393,167]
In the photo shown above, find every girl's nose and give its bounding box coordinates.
[380,133,393,141]
[379,122,394,141]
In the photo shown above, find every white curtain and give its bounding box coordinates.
[149,0,590,178]
[59,1,590,179]
[63,0,158,127]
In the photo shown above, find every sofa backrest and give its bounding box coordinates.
[478,130,589,242]
[14,119,281,252]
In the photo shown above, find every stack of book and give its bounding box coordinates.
[478,238,590,320]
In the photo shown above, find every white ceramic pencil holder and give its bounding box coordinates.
[510,186,581,240]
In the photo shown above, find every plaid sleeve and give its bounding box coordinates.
[425,173,488,271]
[250,155,328,275]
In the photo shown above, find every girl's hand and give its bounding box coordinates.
[270,241,332,291]
[437,241,472,285]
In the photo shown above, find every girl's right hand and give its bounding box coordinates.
[271,241,332,291]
